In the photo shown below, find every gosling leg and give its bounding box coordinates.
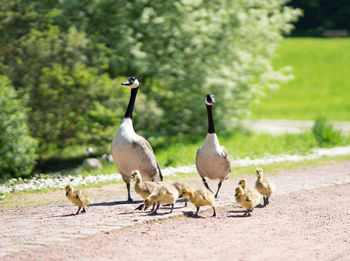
[263,196,267,206]
[214,181,223,198]
[194,206,200,217]
[81,207,86,213]
[201,177,213,193]
[169,204,174,213]
[151,203,156,212]
[184,198,188,207]
[126,183,133,202]
[75,207,81,215]
[265,197,270,206]
[135,204,144,211]
[212,207,216,217]
[151,203,160,214]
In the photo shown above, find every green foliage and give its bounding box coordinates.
[0,76,38,179]
[0,0,300,156]
[312,116,342,147]
[250,38,350,120]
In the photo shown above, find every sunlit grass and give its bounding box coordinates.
[250,38,350,121]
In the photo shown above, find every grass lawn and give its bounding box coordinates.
[250,37,350,121]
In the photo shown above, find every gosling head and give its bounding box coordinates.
[130,170,141,182]
[65,184,74,196]
[179,187,192,199]
[205,94,215,106]
[238,178,247,189]
[144,198,152,210]
[121,76,139,89]
[235,186,244,198]
[256,168,264,178]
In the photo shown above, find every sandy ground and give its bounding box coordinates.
[1,161,350,260]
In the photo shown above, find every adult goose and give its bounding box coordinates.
[195,94,231,198]
[111,77,163,202]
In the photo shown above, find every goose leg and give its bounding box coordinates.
[75,207,81,215]
[214,181,223,198]
[126,183,133,202]
[201,177,213,193]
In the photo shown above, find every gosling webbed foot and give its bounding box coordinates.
[135,204,144,211]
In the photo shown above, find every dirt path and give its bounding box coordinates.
[1,162,350,260]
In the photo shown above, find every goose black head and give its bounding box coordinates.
[121,76,139,88]
[205,94,215,105]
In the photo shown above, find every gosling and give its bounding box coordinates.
[172,181,190,207]
[255,168,274,206]
[234,186,261,216]
[130,170,158,211]
[65,184,90,215]
[179,187,216,217]
[144,183,179,214]
[238,178,257,194]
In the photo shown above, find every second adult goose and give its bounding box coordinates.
[111,77,163,202]
[196,94,231,198]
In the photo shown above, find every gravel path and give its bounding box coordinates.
[1,161,350,260]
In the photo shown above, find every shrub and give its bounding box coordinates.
[0,76,38,180]
[312,115,342,147]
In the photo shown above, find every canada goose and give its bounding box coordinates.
[255,168,274,206]
[65,184,90,215]
[234,186,261,216]
[144,183,179,214]
[111,77,163,201]
[130,170,158,211]
[171,181,189,207]
[196,94,231,198]
[179,187,216,217]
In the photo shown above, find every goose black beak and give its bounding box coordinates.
[121,80,131,86]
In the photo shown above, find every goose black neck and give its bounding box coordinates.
[206,105,215,134]
[124,87,139,119]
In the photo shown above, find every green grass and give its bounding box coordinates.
[250,38,350,121]
[155,131,319,167]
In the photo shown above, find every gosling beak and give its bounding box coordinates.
[179,194,183,198]
[65,192,68,196]
[234,193,237,197]
[238,181,242,185]
[130,174,135,179]
[144,205,148,211]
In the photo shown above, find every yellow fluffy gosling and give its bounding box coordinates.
[255,168,274,206]
[144,183,179,214]
[179,187,216,217]
[65,184,90,215]
[172,181,190,207]
[234,186,261,216]
[130,170,158,211]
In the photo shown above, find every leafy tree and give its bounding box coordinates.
[0,0,300,156]
[0,76,38,179]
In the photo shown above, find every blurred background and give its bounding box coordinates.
[0,0,349,182]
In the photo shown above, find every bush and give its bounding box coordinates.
[0,76,38,180]
[312,116,342,147]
